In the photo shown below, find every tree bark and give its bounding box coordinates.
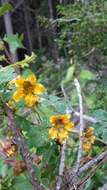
[1,0,18,63]
[23,1,33,54]
[48,0,59,63]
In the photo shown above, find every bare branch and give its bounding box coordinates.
[55,140,67,190]
[62,79,84,189]
[61,84,97,124]
[61,149,107,190]
[77,156,107,190]
[78,149,107,175]
[4,103,44,190]
[54,84,69,190]
[51,18,80,25]
[74,78,84,172]
[74,111,97,124]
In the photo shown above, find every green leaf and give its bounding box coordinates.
[0,3,13,17]
[12,175,32,190]
[102,129,107,142]
[4,34,25,53]
[15,116,32,131]
[2,89,14,101]
[41,94,67,114]
[0,55,6,61]
[0,67,16,86]
[93,109,107,122]
[94,123,103,136]
[41,178,49,187]
[22,69,33,77]
[28,126,48,148]
[62,65,75,84]
[85,95,96,109]
[33,165,41,180]
[16,115,48,148]
[0,158,8,178]
[79,70,95,81]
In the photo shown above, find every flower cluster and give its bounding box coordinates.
[11,74,45,107]
[49,114,74,143]
[83,127,95,153]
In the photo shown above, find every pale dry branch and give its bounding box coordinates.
[74,78,84,172]
[74,111,97,123]
[61,149,107,190]
[78,149,107,175]
[55,140,67,190]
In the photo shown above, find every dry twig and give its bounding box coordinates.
[61,149,107,190]
[55,140,67,190]
[74,78,84,172]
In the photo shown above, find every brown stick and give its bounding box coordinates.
[4,103,44,190]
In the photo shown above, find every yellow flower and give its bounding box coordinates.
[49,114,74,143]
[64,122,74,132]
[87,127,94,137]
[58,129,68,143]
[25,94,39,107]
[50,114,71,126]
[83,143,91,153]
[12,74,45,107]
[90,136,95,144]
[83,127,95,153]
[49,127,58,139]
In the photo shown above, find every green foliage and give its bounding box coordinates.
[0,2,13,17]
[92,109,107,142]
[0,67,16,85]
[79,70,95,81]
[10,175,32,190]
[55,0,107,115]
[4,34,25,54]
[0,57,105,190]
[57,0,107,56]
[62,64,75,84]
[0,1,107,189]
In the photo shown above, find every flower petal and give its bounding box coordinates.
[15,77,25,88]
[64,122,74,132]
[50,115,59,126]
[12,90,24,102]
[60,114,71,124]
[25,94,39,107]
[90,136,95,144]
[34,83,45,94]
[58,130,68,143]
[83,143,91,153]
[49,127,58,139]
[27,74,37,85]
[9,75,20,85]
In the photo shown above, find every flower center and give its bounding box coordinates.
[23,81,34,94]
[56,119,63,125]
